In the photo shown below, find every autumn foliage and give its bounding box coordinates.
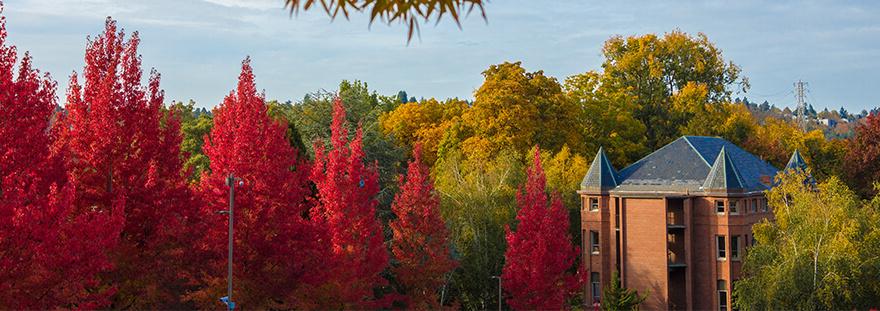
[845,113,880,198]
[502,147,581,310]
[310,97,391,308]
[390,145,457,309]
[52,17,199,307]
[8,3,880,309]
[190,58,327,308]
[0,11,123,308]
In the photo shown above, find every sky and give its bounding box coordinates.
[2,0,878,112]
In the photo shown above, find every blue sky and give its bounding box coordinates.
[3,0,878,112]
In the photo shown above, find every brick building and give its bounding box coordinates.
[579,136,802,310]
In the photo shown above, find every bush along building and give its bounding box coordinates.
[579,136,806,310]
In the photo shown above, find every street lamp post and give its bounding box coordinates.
[491,275,501,311]
[219,174,241,310]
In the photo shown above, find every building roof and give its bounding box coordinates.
[580,147,618,190]
[785,149,808,172]
[702,146,746,192]
[581,136,778,194]
[783,149,816,186]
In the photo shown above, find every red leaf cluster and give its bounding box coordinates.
[390,145,457,309]
[190,58,328,308]
[502,147,582,310]
[310,97,391,309]
[845,113,880,198]
[0,11,123,308]
[54,17,198,307]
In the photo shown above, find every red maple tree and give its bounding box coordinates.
[310,97,391,309]
[54,17,197,307]
[845,113,880,198]
[0,8,123,308]
[390,145,457,309]
[502,147,582,310]
[190,57,327,309]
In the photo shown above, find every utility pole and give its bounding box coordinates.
[491,275,502,311]
[219,174,241,311]
[795,80,808,131]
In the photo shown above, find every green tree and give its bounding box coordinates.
[733,172,880,310]
[266,100,308,156]
[432,149,523,310]
[290,80,406,210]
[601,271,647,311]
[169,100,213,183]
[563,71,647,167]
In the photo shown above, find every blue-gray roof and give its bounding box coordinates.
[582,136,778,193]
[785,149,808,172]
[580,147,618,190]
[783,149,816,186]
[702,146,746,191]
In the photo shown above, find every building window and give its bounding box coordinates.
[718,280,728,311]
[761,198,768,212]
[716,200,725,214]
[744,234,749,247]
[590,231,600,254]
[717,235,726,260]
[731,235,740,260]
[751,199,758,213]
[591,272,601,302]
[730,200,739,214]
[589,197,599,211]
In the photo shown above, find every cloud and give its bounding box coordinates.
[200,0,283,11]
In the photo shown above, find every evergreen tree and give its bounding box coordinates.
[601,271,647,311]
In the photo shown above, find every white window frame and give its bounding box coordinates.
[761,198,768,212]
[730,200,739,215]
[589,197,599,212]
[718,280,728,311]
[590,231,600,255]
[717,235,727,260]
[715,200,725,215]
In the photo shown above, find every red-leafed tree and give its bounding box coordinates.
[502,147,581,310]
[55,17,196,307]
[310,97,391,309]
[845,113,880,198]
[390,145,457,309]
[0,8,123,308]
[190,58,327,309]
